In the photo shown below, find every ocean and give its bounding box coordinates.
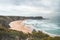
[23,17,60,36]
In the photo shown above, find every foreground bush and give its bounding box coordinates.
[0,26,60,40]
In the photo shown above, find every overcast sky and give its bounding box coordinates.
[0,0,60,18]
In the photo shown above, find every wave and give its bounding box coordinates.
[23,19,60,36]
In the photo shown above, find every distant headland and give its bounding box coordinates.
[0,15,43,28]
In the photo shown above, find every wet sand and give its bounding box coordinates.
[9,20,32,33]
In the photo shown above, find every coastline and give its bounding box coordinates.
[9,20,60,37]
[9,20,32,33]
[39,30,60,37]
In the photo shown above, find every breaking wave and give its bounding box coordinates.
[23,19,60,36]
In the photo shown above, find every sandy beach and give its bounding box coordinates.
[9,20,32,33]
[9,20,60,37]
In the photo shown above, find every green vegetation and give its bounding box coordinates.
[0,26,60,40]
[0,26,28,40]
[0,16,60,40]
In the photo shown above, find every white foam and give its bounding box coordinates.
[23,20,60,37]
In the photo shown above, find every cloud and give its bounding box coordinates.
[0,0,59,17]
[0,5,53,16]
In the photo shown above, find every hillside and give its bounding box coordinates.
[0,16,43,28]
[0,16,60,40]
[0,26,60,40]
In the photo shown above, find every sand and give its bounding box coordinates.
[9,20,60,37]
[9,20,32,33]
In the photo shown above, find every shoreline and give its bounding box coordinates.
[39,30,60,37]
[9,20,60,37]
[9,20,32,33]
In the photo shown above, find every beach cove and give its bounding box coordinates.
[9,19,60,37]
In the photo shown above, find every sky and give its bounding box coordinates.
[0,0,60,18]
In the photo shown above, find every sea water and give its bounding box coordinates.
[23,19,60,36]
